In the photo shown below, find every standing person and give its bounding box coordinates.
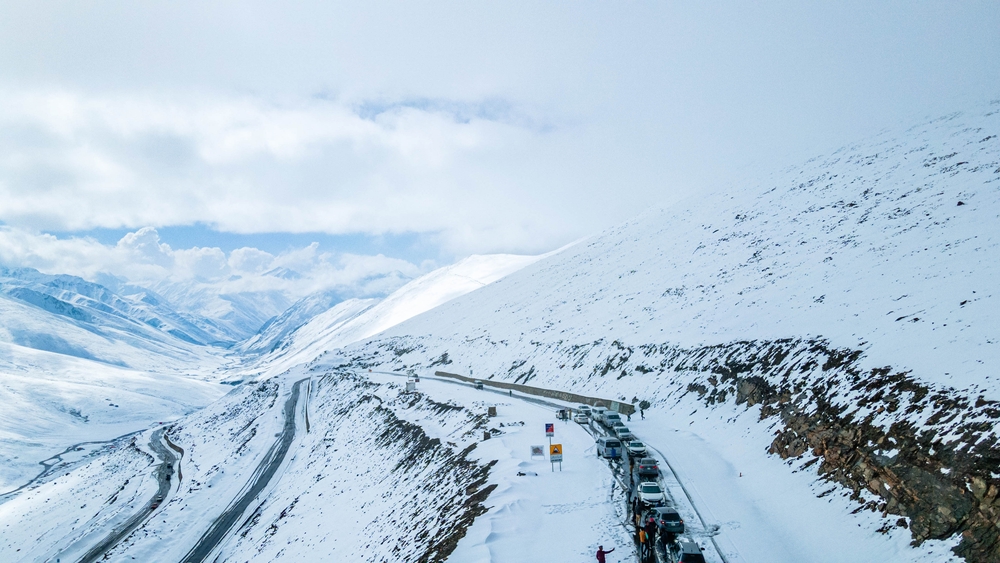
[640,407,645,420]
[596,545,615,563]
[627,411,632,422]
[644,515,657,562]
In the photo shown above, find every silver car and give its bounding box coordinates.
[614,426,634,441]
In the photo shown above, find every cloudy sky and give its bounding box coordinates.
[0,1,997,298]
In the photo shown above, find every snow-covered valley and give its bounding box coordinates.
[0,104,998,563]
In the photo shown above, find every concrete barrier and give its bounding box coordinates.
[433,371,636,416]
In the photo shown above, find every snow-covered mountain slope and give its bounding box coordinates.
[335,105,1000,562]
[237,253,543,378]
[0,342,225,492]
[149,279,292,342]
[236,289,347,355]
[0,368,499,562]
[0,267,235,492]
[0,267,228,370]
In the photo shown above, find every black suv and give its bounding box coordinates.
[652,507,684,535]
[678,541,706,563]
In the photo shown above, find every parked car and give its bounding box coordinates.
[626,440,647,457]
[652,507,684,535]
[577,405,592,416]
[596,436,623,459]
[614,426,634,441]
[636,481,666,506]
[591,406,607,423]
[678,542,706,563]
[573,412,589,423]
[603,412,622,427]
[635,458,660,479]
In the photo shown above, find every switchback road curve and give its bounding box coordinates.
[73,428,179,563]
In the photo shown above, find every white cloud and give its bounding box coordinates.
[0,90,596,254]
[0,225,422,304]
[0,3,996,255]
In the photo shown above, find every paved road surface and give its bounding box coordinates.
[179,377,309,563]
[73,428,179,563]
[372,370,730,563]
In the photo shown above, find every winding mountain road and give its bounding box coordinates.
[72,427,179,563]
[372,370,732,563]
[179,377,310,563]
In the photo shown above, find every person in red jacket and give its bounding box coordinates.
[596,545,615,562]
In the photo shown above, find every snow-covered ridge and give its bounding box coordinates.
[237,253,544,378]
[374,104,1000,396]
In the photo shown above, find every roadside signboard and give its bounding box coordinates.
[545,423,554,437]
[530,445,545,458]
[549,444,563,462]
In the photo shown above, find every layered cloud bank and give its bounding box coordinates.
[0,226,416,295]
[0,90,595,254]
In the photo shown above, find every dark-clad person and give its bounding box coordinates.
[596,545,615,563]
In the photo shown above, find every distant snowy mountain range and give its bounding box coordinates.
[0,266,228,369]
[233,253,545,379]
[0,251,542,492]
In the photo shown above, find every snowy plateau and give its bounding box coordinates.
[0,104,998,563]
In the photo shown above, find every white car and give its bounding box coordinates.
[637,481,667,506]
[591,406,607,423]
[573,412,589,423]
[626,440,647,457]
[577,405,592,416]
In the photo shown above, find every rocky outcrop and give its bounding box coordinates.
[348,335,1000,562]
[679,339,1000,563]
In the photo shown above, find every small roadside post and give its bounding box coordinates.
[549,443,563,472]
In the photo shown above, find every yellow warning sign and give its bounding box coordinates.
[549,443,563,462]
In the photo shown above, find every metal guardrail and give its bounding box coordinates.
[433,370,636,415]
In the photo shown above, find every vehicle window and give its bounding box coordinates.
[629,442,643,447]
[680,555,705,563]
[607,440,621,448]
[640,484,661,493]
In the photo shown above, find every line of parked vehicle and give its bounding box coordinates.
[571,404,707,563]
